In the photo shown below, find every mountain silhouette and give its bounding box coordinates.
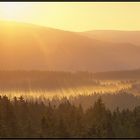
[0,21,140,72]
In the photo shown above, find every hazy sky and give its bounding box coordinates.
[0,2,140,31]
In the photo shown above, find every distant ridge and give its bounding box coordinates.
[0,20,140,72]
[93,69,140,80]
[81,30,140,46]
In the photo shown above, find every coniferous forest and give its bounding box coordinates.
[0,95,139,138]
[0,71,139,138]
[0,2,140,138]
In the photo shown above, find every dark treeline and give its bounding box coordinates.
[94,69,140,80]
[0,70,139,91]
[35,92,140,111]
[69,91,140,111]
[0,71,95,91]
[0,95,139,138]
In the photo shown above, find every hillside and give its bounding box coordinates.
[82,30,140,46]
[1,21,140,72]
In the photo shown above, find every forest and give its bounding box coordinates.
[0,71,139,138]
[0,2,140,138]
[0,94,139,138]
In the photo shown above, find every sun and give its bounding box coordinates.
[0,2,31,21]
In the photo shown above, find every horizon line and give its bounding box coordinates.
[1,19,140,33]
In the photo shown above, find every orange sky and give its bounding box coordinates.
[0,2,140,31]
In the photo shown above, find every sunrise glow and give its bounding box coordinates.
[0,2,140,31]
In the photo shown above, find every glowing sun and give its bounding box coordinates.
[0,2,31,20]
